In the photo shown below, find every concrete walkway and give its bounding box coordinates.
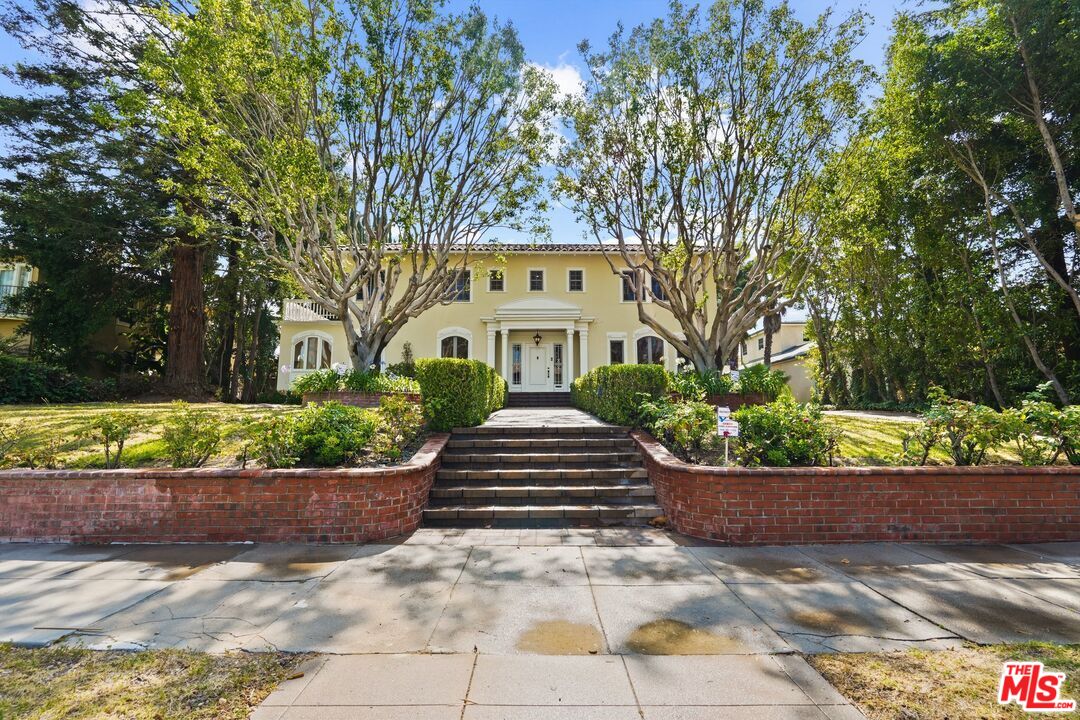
[1,534,1078,719]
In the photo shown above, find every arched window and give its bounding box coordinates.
[292,335,332,370]
[441,335,469,359]
[636,336,664,365]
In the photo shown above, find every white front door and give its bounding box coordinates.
[526,345,551,390]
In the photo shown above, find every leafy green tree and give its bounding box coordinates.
[139,0,558,370]
[557,0,870,371]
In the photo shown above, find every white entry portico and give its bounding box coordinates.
[483,298,593,393]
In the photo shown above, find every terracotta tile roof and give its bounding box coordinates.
[453,242,645,254]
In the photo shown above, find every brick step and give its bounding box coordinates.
[435,468,648,483]
[429,484,656,505]
[447,438,636,450]
[506,393,572,408]
[423,504,664,523]
[453,425,630,437]
[441,451,642,466]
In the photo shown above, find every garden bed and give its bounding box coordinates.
[302,390,421,407]
[633,431,1080,545]
[0,434,449,544]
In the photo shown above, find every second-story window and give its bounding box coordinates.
[529,269,545,292]
[650,275,667,302]
[453,270,471,302]
[621,270,639,302]
[568,269,584,292]
[757,338,764,350]
[488,269,504,292]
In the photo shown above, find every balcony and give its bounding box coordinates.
[283,299,339,322]
[0,284,28,317]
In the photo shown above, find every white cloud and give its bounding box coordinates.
[529,61,585,100]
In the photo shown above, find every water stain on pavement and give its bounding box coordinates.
[626,619,745,654]
[727,555,825,583]
[788,608,873,635]
[516,620,604,655]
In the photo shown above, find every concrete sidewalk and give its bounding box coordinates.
[1,532,1077,718]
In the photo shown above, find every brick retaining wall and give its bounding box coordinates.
[632,431,1080,545]
[0,434,449,544]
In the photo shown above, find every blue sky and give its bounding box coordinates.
[0,0,902,245]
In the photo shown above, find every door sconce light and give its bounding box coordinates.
[533,332,543,346]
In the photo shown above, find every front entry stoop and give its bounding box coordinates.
[423,409,663,528]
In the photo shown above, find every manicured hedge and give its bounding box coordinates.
[415,358,506,431]
[571,364,669,426]
[0,355,117,404]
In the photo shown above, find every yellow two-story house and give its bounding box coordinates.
[277,244,686,395]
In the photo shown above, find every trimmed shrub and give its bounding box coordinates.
[0,355,116,404]
[239,412,300,469]
[342,369,419,394]
[415,358,505,431]
[732,398,837,467]
[571,364,669,426]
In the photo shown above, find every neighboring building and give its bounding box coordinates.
[0,262,132,365]
[277,244,687,394]
[0,262,37,352]
[741,321,816,402]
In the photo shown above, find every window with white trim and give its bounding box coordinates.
[452,270,471,302]
[440,335,469,358]
[621,270,639,302]
[609,339,625,364]
[528,269,545,292]
[568,269,584,292]
[636,336,664,365]
[292,335,332,370]
[488,269,505,292]
[511,343,522,384]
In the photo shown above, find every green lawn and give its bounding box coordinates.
[0,644,306,720]
[0,402,292,469]
[826,414,1021,466]
[810,643,1080,720]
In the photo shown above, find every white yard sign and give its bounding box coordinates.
[716,406,739,437]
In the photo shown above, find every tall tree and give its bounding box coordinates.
[0,0,232,395]
[556,0,870,371]
[140,0,557,369]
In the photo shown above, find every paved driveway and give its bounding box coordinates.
[1,532,1078,719]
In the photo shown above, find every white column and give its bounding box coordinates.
[579,327,589,377]
[500,328,509,382]
[565,327,575,386]
[486,326,496,367]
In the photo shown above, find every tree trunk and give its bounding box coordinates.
[214,240,240,396]
[240,304,262,403]
[762,311,781,368]
[163,242,208,398]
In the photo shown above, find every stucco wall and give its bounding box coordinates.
[278,253,686,391]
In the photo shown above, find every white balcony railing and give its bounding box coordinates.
[283,299,339,322]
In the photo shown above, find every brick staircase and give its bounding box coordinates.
[423,422,663,528]
[505,392,572,408]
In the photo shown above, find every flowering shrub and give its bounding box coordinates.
[639,397,721,463]
[290,369,342,394]
[735,364,789,400]
[732,398,836,467]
